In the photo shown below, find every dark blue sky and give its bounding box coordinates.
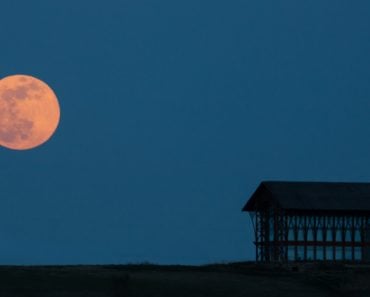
[1,1,370,265]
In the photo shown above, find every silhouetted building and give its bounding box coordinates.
[242,181,370,263]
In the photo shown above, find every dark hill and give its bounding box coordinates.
[0,262,369,297]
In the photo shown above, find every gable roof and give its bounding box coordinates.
[242,181,370,212]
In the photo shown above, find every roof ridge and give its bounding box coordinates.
[261,181,370,185]
[243,181,370,212]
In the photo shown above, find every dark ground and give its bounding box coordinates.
[0,262,369,297]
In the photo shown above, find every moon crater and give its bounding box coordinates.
[0,75,60,150]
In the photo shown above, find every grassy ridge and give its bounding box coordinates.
[0,262,368,297]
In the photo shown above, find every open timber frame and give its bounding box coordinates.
[243,181,370,263]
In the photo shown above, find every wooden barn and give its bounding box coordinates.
[242,181,370,263]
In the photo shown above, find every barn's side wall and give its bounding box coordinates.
[252,209,370,263]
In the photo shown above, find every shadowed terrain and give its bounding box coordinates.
[0,262,369,297]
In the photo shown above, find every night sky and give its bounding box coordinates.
[1,1,370,265]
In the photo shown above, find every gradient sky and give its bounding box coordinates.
[1,1,370,265]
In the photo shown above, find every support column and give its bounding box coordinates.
[304,215,308,261]
[342,216,346,261]
[294,216,298,261]
[351,216,355,261]
[323,216,327,261]
[333,217,336,261]
[284,215,289,262]
[313,216,318,261]
[255,212,260,262]
[361,216,365,262]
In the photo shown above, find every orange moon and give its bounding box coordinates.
[0,75,60,150]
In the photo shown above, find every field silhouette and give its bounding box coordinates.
[0,262,369,296]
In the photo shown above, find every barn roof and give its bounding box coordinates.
[242,181,370,212]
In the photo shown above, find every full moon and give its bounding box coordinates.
[0,75,60,150]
